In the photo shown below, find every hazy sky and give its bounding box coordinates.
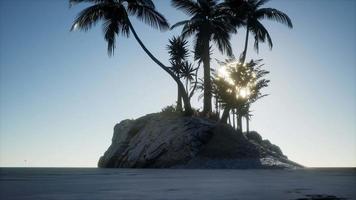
[0,0,355,167]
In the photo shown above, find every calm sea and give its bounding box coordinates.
[0,168,355,200]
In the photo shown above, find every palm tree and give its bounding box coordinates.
[70,0,193,114]
[219,0,292,130]
[167,36,190,112]
[238,0,292,132]
[171,0,236,115]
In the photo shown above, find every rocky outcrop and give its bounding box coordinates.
[98,113,303,169]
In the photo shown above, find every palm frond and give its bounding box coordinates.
[69,0,109,7]
[255,8,293,28]
[181,19,201,38]
[126,0,155,9]
[181,61,197,81]
[255,0,270,8]
[127,3,169,31]
[171,0,201,15]
[167,36,190,64]
[170,20,190,30]
[254,21,273,52]
[215,57,237,66]
[70,3,113,31]
[102,18,119,56]
[212,26,233,56]
[250,20,272,51]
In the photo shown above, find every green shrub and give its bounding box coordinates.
[161,105,185,117]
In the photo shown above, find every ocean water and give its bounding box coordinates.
[0,168,355,200]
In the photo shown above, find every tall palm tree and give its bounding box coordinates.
[167,36,190,111]
[70,0,193,114]
[236,0,292,133]
[219,0,292,128]
[237,0,293,62]
[171,0,236,115]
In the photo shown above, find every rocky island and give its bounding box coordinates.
[98,113,302,169]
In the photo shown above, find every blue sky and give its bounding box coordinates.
[0,0,355,167]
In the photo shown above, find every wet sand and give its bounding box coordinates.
[0,168,355,200]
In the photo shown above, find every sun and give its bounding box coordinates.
[218,61,255,100]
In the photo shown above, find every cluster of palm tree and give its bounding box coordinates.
[214,59,269,132]
[70,0,292,127]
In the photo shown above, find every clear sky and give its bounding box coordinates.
[0,0,355,167]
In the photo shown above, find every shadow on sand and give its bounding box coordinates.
[295,194,347,200]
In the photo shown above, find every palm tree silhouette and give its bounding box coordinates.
[167,36,190,111]
[218,0,292,128]
[236,0,292,132]
[171,0,236,115]
[70,0,193,114]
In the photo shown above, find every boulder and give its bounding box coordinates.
[98,113,302,169]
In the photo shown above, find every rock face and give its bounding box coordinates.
[98,113,302,169]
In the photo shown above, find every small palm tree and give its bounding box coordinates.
[171,0,236,115]
[70,0,193,114]
[167,36,190,111]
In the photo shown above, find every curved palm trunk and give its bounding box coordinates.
[241,24,250,64]
[202,38,212,115]
[242,26,250,131]
[128,22,192,115]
